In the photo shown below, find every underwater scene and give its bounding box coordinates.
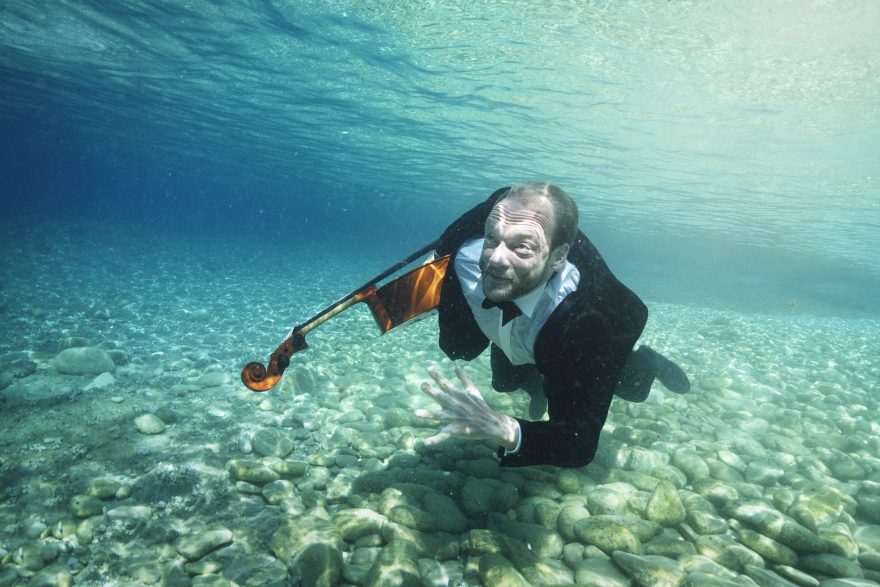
[1,1,879,586]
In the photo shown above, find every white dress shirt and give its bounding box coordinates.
[454,237,580,366]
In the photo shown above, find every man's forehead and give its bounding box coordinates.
[487,198,555,234]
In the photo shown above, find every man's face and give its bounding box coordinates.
[480,196,568,302]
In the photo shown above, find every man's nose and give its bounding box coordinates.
[488,244,511,267]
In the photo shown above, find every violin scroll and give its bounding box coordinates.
[240,330,308,392]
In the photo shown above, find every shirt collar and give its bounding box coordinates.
[511,278,549,318]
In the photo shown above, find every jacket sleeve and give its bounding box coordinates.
[436,188,510,361]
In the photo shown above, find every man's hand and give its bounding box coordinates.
[415,365,520,450]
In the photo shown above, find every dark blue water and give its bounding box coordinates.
[2,0,879,316]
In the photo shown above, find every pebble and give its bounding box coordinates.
[611,550,686,587]
[574,516,644,555]
[575,557,633,586]
[742,565,803,587]
[134,413,165,434]
[487,513,563,560]
[646,481,686,526]
[226,459,280,484]
[69,495,104,518]
[106,506,152,521]
[53,347,116,375]
[479,552,529,587]
[695,533,764,571]
[734,526,799,566]
[271,512,343,585]
[251,428,295,458]
[196,372,230,387]
[86,478,122,500]
[5,303,879,586]
[83,372,116,390]
[366,539,420,587]
[799,554,865,579]
[176,528,233,561]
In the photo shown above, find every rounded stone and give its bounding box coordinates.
[479,552,529,587]
[588,487,631,516]
[226,459,280,484]
[176,528,233,561]
[262,480,296,505]
[574,556,633,587]
[196,372,230,388]
[726,500,829,554]
[745,460,785,486]
[790,489,844,530]
[854,525,880,552]
[388,504,437,534]
[334,509,388,542]
[70,495,104,518]
[646,481,686,526]
[488,513,563,560]
[859,551,880,572]
[644,532,698,558]
[270,459,308,478]
[460,478,494,515]
[650,464,688,489]
[574,516,643,555]
[365,539,419,587]
[422,493,468,535]
[86,479,122,501]
[716,450,747,473]
[251,428,296,459]
[686,508,729,535]
[557,504,591,542]
[799,554,864,579]
[557,470,582,494]
[611,551,686,587]
[32,564,73,587]
[735,527,798,566]
[672,448,710,483]
[53,347,116,375]
[695,533,764,571]
[134,413,166,435]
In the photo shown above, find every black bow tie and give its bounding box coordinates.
[482,298,523,326]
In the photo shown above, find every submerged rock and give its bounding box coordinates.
[574,516,643,555]
[365,539,421,587]
[251,428,295,458]
[646,481,686,526]
[725,500,830,553]
[226,459,280,484]
[611,550,686,587]
[574,557,632,587]
[134,413,165,435]
[69,495,103,518]
[271,510,343,586]
[479,552,529,587]
[83,371,116,390]
[176,528,233,561]
[799,554,864,579]
[53,347,115,375]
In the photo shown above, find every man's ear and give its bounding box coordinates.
[550,243,570,271]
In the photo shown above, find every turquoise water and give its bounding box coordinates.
[2,1,880,586]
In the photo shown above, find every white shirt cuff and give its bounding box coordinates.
[503,422,523,456]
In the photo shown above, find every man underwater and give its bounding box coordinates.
[416,182,690,468]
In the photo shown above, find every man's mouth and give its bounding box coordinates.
[484,272,511,283]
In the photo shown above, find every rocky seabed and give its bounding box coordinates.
[1,264,879,587]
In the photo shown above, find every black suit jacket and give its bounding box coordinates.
[436,188,648,467]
